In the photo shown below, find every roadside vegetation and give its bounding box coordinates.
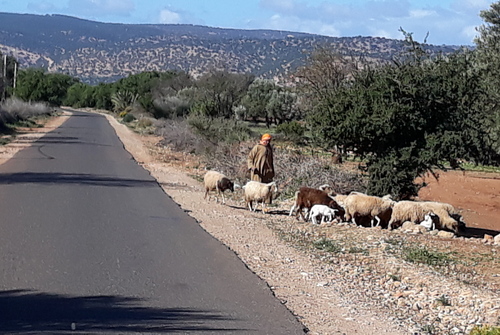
[0,98,56,143]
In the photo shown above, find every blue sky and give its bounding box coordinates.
[0,0,495,45]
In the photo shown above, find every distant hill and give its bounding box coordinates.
[0,12,462,84]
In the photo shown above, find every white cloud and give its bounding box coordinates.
[409,9,438,18]
[257,0,487,45]
[159,9,182,24]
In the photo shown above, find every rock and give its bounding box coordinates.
[402,221,418,230]
[437,231,455,239]
[493,234,500,245]
[484,234,494,242]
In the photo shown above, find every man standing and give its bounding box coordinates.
[247,133,275,183]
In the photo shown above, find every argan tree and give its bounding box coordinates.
[194,71,254,118]
[15,68,78,106]
[294,46,361,113]
[475,0,500,154]
[308,36,495,199]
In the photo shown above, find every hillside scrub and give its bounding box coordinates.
[154,117,367,198]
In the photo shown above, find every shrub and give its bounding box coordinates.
[187,115,253,145]
[276,121,306,144]
[469,326,500,335]
[313,238,342,253]
[1,97,51,121]
[137,117,154,128]
[122,113,136,123]
[402,245,451,267]
[153,95,191,119]
[155,118,210,154]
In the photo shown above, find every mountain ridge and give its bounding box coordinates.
[0,12,462,84]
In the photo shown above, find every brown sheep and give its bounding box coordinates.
[291,187,344,221]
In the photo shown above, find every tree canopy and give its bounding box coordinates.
[307,36,495,199]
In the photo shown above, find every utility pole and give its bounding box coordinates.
[2,54,6,101]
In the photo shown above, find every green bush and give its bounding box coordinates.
[187,115,252,145]
[313,238,342,253]
[276,121,306,144]
[469,326,500,335]
[122,113,136,123]
[402,245,451,266]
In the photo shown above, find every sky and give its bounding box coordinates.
[0,0,496,46]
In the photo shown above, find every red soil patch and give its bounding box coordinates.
[418,170,500,233]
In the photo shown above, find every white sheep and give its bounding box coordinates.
[243,181,278,213]
[388,200,461,232]
[203,170,234,204]
[343,193,395,227]
[309,204,338,225]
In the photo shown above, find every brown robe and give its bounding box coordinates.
[247,143,275,183]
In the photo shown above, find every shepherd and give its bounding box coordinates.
[247,133,275,183]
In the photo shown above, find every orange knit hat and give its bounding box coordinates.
[261,133,272,141]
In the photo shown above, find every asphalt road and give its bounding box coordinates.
[0,111,306,334]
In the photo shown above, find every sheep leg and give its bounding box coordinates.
[289,204,296,216]
[371,216,381,228]
[214,185,220,203]
[298,207,307,221]
[311,214,317,225]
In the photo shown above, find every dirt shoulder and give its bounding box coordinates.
[2,110,500,335]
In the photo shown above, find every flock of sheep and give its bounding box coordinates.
[203,170,465,233]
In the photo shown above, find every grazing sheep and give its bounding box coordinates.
[343,193,395,228]
[388,200,461,232]
[291,187,344,221]
[332,194,349,208]
[289,184,334,218]
[203,170,234,204]
[243,181,278,213]
[309,204,338,225]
